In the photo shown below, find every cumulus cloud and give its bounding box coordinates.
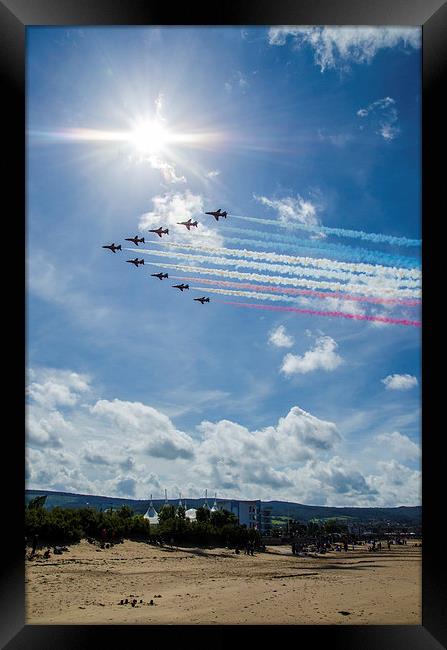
[26,368,90,409]
[255,193,321,228]
[91,398,195,460]
[382,374,418,390]
[375,431,420,461]
[26,409,69,448]
[309,456,377,497]
[367,460,421,506]
[267,27,421,72]
[280,336,343,375]
[357,97,400,141]
[138,190,224,248]
[269,324,295,348]
[83,450,113,466]
[289,454,421,507]
[115,476,137,497]
[198,406,341,484]
[25,367,419,506]
[205,170,221,178]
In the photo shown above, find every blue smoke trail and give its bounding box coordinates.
[229,214,421,248]
[220,226,420,270]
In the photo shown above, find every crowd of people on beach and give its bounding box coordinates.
[288,534,420,557]
[25,534,71,560]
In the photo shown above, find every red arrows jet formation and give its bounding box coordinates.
[177,219,198,230]
[125,235,145,246]
[149,227,169,237]
[126,258,145,267]
[102,243,121,253]
[103,206,228,303]
[205,208,227,221]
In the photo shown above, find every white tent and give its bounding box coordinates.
[185,508,197,521]
[211,492,219,512]
[143,495,159,525]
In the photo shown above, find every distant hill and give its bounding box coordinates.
[25,489,421,525]
[261,501,421,525]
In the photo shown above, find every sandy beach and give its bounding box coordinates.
[25,539,421,625]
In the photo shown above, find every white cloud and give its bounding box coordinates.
[280,336,343,375]
[138,190,224,249]
[254,193,322,228]
[357,97,400,141]
[196,405,341,491]
[145,154,186,183]
[205,170,221,179]
[90,398,195,460]
[25,367,420,506]
[225,70,249,93]
[367,460,421,506]
[308,456,377,497]
[269,324,295,348]
[267,27,421,72]
[317,129,353,147]
[26,409,70,448]
[375,431,420,461]
[382,374,418,390]
[115,476,138,497]
[26,368,90,409]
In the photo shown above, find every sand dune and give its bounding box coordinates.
[25,540,421,625]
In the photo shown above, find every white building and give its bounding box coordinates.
[215,499,261,530]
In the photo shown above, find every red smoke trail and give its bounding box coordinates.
[170,276,421,307]
[213,300,422,327]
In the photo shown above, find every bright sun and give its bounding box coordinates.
[128,119,170,155]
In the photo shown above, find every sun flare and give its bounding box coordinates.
[128,119,170,155]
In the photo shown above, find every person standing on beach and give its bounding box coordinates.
[31,534,39,556]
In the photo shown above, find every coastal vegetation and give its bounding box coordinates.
[25,497,261,548]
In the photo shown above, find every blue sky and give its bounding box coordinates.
[26,26,421,507]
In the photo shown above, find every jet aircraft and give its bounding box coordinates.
[177,219,198,230]
[172,284,189,292]
[126,258,145,267]
[194,297,210,304]
[151,272,169,280]
[149,227,169,237]
[102,243,121,253]
[205,209,227,221]
[125,235,145,246]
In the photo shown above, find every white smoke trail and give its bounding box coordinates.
[229,214,421,247]
[190,286,304,304]
[141,260,421,299]
[136,240,420,282]
[190,287,421,327]
[221,226,421,270]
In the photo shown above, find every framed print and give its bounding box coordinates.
[2,0,446,647]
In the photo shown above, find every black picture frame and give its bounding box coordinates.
[3,0,445,647]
